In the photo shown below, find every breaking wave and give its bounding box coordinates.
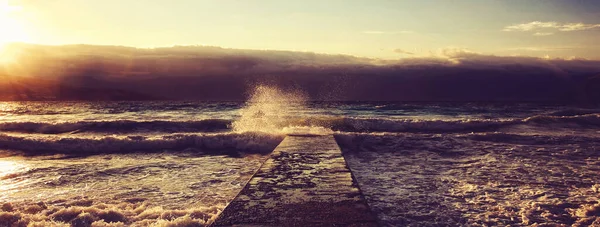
[0,132,283,156]
[524,113,600,126]
[0,113,598,136]
[328,118,520,132]
[233,113,600,133]
[0,119,231,134]
[330,113,600,133]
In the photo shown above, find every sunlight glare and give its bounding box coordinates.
[0,159,29,197]
[0,0,29,63]
[0,160,24,179]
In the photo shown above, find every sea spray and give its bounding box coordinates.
[232,85,331,135]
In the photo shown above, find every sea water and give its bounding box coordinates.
[1,97,599,226]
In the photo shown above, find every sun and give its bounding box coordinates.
[0,1,30,63]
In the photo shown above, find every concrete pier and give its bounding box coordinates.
[212,135,378,227]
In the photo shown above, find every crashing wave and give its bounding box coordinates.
[1,113,599,135]
[0,119,231,134]
[0,132,283,156]
[524,113,600,126]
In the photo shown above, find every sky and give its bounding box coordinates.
[1,0,600,60]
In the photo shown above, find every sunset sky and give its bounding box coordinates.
[1,0,599,59]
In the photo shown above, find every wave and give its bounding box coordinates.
[233,112,600,133]
[546,108,600,117]
[327,118,520,132]
[0,119,231,134]
[1,113,599,135]
[0,132,284,156]
[331,113,600,132]
[523,114,600,126]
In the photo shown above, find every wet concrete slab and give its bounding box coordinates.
[212,135,378,227]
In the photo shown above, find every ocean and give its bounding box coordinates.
[1,88,600,226]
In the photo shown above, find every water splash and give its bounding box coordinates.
[232,85,331,135]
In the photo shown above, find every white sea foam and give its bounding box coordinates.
[0,132,283,156]
[340,132,600,226]
[0,119,231,134]
[1,111,598,136]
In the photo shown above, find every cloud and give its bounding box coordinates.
[503,21,559,32]
[2,44,600,103]
[559,23,600,31]
[506,46,579,52]
[438,47,477,58]
[503,21,600,35]
[393,49,414,55]
[362,30,414,35]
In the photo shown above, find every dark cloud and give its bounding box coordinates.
[1,43,600,104]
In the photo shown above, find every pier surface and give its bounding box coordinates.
[212,135,378,226]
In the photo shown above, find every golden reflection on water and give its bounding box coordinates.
[0,159,28,192]
[0,160,24,177]
[0,102,13,113]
